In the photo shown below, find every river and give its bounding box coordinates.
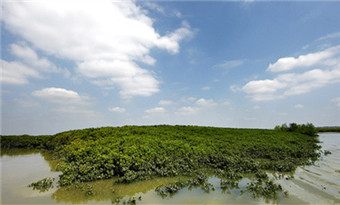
[1,133,339,204]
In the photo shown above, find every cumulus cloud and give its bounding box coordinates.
[267,46,340,72]
[241,45,340,101]
[2,1,193,98]
[108,107,126,113]
[0,59,41,85]
[195,98,217,107]
[1,44,70,85]
[145,107,166,114]
[242,79,286,94]
[32,87,90,105]
[10,44,59,72]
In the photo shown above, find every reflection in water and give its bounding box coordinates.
[0,149,61,204]
[1,133,340,204]
[52,177,188,204]
[1,148,40,156]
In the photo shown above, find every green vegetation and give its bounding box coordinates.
[28,177,55,192]
[48,125,321,186]
[1,134,53,149]
[316,126,340,133]
[274,123,317,136]
[1,125,322,201]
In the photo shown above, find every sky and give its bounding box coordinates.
[1,0,340,135]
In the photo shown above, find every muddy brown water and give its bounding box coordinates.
[1,133,339,204]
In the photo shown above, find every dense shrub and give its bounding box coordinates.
[316,127,340,133]
[274,123,317,136]
[50,125,321,186]
[1,135,53,149]
[2,125,321,187]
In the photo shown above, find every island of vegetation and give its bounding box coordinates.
[1,123,323,202]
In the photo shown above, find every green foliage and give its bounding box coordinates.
[2,125,321,191]
[316,126,340,133]
[28,177,54,192]
[49,125,321,186]
[324,150,332,156]
[274,123,317,136]
[1,135,53,149]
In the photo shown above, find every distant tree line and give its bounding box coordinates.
[316,126,340,133]
[274,123,317,136]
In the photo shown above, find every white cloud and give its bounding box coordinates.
[230,85,240,92]
[267,46,340,72]
[241,45,340,101]
[1,44,70,85]
[175,98,217,116]
[175,106,198,116]
[317,32,340,41]
[294,104,304,109]
[10,44,59,72]
[283,68,340,96]
[181,97,197,103]
[214,59,244,70]
[242,79,286,94]
[142,2,182,19]
[0,59,41,85]
[159,100,174,105]
[2,1,193,98]
[195,98,217,107]
[332,97,340,107]
[145,107,166,114]
[32,87,90,105]
[108,107,126,113]
[143,2,165,15]
[242,68,340,101]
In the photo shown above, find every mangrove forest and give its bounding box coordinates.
[1,124,324,202]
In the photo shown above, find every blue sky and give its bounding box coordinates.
[1,1,340,135]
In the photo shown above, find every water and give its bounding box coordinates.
[1,133,340,204]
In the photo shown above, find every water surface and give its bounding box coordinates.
[1,133,339,204]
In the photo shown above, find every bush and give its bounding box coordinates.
[274,123,317,136]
